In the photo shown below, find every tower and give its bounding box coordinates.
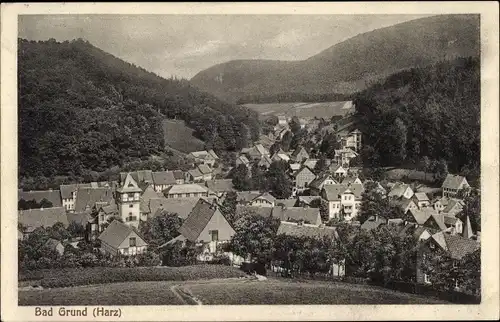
[116,173,142,228]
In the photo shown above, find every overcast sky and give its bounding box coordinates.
[19,14,430,79]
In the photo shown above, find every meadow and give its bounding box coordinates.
[242,101,355,120]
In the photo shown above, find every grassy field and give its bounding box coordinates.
[242,101,354,120]
[19,277,447,305]
[162,119,205,153]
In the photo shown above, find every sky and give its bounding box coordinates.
[19,14,430,79]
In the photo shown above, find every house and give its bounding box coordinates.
[289,163,302,172]
[187,149,219,167]
[333,148,358,167]
[398,225,432,241]
[391,198,418,214]
[321,184,364,221]
[341,175,363,186]
[18,207,69,235]
[443,216,463,235]
[149,197,215,220]
[152,171,176,193]
[172,170,185,185]
[275,222,344,277]
[271,149,291,163]
[416,232,480,285]
[164,184,209,199]
[236,191,262,205]
[291,147,309,162]
[205,179,235,198]
[272,206,322,225]
[86,204,118,240]
[360,215,387,231]
[186,164,213,182]
[246,144,270,160]
[275,198,298,208]
[329,163,348,179]
[406,208,440,226]
[250,192,276,208]
[364,180,387,197]
[340,129,362,152]
[42,238,65,256]
[60,183,92,211]
[235,155,251,168]
[309,174,338,195]
[115,173,143,228]
[18,189,62,208]
[441,174,470,198]
[74,187,114,213]
[119,170,153,185]
[302,158,318,170]
[297,196,322,208]
[388,183,414,200]
[258,155,273,169]
[412,192,430,208]
[292,166,316,191]
[98,220,148,256]
[169,198,235,254]
[277,115,288,125]
[442,199,465,217]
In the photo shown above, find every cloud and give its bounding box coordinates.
[182,40,225,58]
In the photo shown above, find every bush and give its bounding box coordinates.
[20,265,246,288]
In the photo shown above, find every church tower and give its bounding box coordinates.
[116,173,142,228]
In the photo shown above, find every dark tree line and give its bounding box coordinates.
[236,92,352,104]
[18,38,261,183]
[354,57,480,179]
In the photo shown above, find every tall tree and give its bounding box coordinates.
[220,191,238,225]
[231,164,251,191]
[139,212,183,248]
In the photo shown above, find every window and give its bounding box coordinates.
[429,243,435,249]
[129,204,134,208]
[424,273,431,284]
[129,237,136,247]
[211,230,219,242]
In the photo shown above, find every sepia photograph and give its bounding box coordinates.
[1,2,499,321]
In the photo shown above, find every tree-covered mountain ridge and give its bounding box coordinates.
[18,38,261,180]
[191,14,480,103]
[354,56,480,179]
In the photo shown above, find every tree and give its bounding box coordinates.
[136,251,161,267]
[290,128,308,151]
[457,249,481,295]
[313,155,328,174]
[67,222,85,238]
[267,161,293,199]
[280,131,293,152]
[458,188,480,233]
[319,132,340,159]
[139,212,183,248]
[434,159,449,183]
[231,164,251,191]
[228,214,280,265]
[420,156,431,181]
[39,198,53,208]
[250,162,267,191]
[220,191,238,225]
[349,155,363,168]
[289,116,301,134]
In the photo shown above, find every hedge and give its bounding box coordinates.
[20,265,246,288]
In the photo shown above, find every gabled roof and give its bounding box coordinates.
[408,208,439,225]
[425,213,447,231]
[19,207,68,229]
[442,199,464,214]
[388,183,412,198]
[120,170,153,184]
[237,155,250,165]
[178,199,225,242]
[277,221,337,240]
[152,171,176,186]
[207,149,219,159]
[429,231,480,260]
[442,174,468,190]
[189,150,218,160]
[322,184,363,201]
[302,159,318,170]
[188,168,203,178]
[197,164,213,175]
[164,184,208,195]
[258,155,273,166]
[329,163,347,173]
[98,220,146,249]
[19,190,62,207]
[413,192,430,202]
[236,191,262,203]
[298,195,321,205]
[205,179,235,193]
[361,215,387,231]
[444,215,460,226]
[150,197,211,219]
[253,192,276,203]
[254,144,269,155]
[74,187,114,212]
[59,183,92,199]
[309,174,337,190]
[272,206,321,225]
[140,185,164,212]
[391,198,416,210]
[292,147,309,158]
[66,212,92,226]
[173,170,185,180]
[341,175,362,186]
[117,173,142,194]
[293,165,315,178]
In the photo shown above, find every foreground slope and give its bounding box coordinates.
[18,39,260,180]
[191,15,479,103]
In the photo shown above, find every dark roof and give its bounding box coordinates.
[66,212,92,226]
[413,192,430,202]
[236,191,262,203]
[254,192,277,203]
[408,208,438,225]
[293,165,315,178]
[341,175,361,185]
[388,183,412,198]
[430,232,480,260]
[235,205,273,219]
[120,170,153,184]
[441,174,468,190]
[205,179,235,193]
[59,183,92,200]
[19,190,62,207]
[74,187,113,212]
[197,164,213,175]
[272,206,322,225]
[178,199,221,241]
[291,147,309,158]
[173,170,185,180]
[150,197,213,219]
[360,216,387,231]
[98,220,146,249]
[152,171,176,186]
[298,196,321,205]
[309,174,336,189]
[277,222,337,239]
[19,207,68,229]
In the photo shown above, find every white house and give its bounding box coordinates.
[98,220,148,257]
[321,184,364,221]
[441,174,470,198]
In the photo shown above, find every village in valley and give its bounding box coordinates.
[16,13,482,306]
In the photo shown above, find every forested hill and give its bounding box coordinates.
[354,57,480,178]
[191,14,479,103]
[18,38,260,180]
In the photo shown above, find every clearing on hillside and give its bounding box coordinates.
[242,101,355,120]
[162,119,205,153]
